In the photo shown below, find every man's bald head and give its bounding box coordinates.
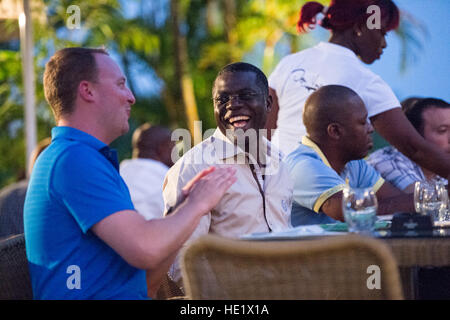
[303,85,365,141]
[132,123,175,167]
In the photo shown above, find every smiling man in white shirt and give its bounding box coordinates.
[163,62,293,288]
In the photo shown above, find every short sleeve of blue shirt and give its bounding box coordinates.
[345,159,384,191]
[51,144,134,233]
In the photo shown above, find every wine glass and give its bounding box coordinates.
[436,181,449,222]
[342,186,378,235]
[414,180,448,222]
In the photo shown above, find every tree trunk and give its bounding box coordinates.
[170,0,199,138]
[263,30,283,74]
[223,0,236,44]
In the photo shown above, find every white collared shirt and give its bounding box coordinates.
[163,128,293,283]
[120,158,169,220]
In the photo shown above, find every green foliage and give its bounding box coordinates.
[0,0,424,188]
[0,49,25,185]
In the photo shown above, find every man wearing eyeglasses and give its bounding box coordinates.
[163,62,294,289]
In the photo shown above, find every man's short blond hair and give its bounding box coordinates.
[43,47,108,121]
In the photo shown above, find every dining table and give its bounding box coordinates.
[240,216,450,300]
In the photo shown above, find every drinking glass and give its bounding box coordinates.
[342,186,378,235]
[414,180,448,222]
[437,182,449,221]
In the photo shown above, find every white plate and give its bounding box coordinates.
[240,225,345,241]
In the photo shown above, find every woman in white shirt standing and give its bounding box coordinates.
[267,0,450,179]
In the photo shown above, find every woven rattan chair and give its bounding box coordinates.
[181,234,404,300]
[0,233,33,299]
[154,273,186,300]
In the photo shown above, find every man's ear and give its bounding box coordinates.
[78,80,96,103]
[327,122,343,140]
[352,22,365,38]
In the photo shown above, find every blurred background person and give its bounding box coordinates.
[0,138,51,240]
[368,97,450,300]
[368,97,449,193]
[266,0,450,179]
[120,123,175,220]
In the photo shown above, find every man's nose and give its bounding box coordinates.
[227,95,244,108]
[127,88,136,105]
[367,121,374,134]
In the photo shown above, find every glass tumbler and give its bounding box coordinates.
[342,186,378,235]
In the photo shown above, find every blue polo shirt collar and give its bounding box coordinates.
[301,136,332,168]
[51,126,119,171]
[52,126,107,150]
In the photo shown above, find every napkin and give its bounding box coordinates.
[320,220,391,232]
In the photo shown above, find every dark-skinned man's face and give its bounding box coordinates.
[340,97,374,160]
[213,71,272,144]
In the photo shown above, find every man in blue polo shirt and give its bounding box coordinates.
[24,47,236,299]
[285,85,414,226]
